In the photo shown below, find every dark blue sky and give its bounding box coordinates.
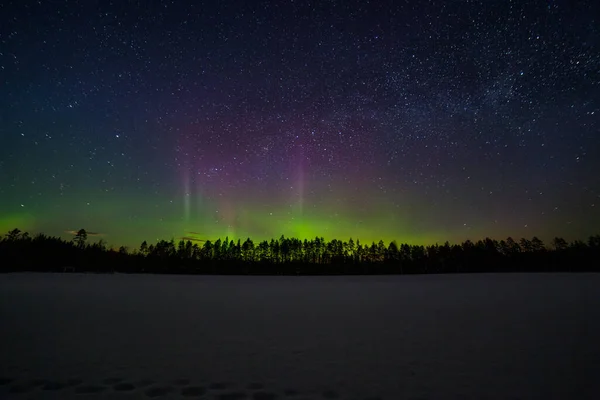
[1,0,599,247]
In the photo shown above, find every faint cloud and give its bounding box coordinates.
[65,230,104,237]
[180,236,206,242]
[180,231,207,242]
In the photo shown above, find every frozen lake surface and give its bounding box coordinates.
[1,273,599,399]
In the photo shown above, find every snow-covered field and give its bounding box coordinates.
[1,273,599,399]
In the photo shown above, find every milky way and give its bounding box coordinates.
[1,0,599,248]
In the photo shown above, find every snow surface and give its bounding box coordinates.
[1,273,599,399]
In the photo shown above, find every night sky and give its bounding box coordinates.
[1,0,599,248]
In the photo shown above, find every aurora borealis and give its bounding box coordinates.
[1,1,599,249]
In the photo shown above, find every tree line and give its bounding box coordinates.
[1,228,599,275]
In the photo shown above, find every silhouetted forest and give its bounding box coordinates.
[1,228,599,275]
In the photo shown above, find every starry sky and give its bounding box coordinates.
[1,0,599,248]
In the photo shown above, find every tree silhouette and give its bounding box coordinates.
[531,237,545,252]
[6,228,22,241]
[140,240,149,256]
[519,238,533,252]
[242,238,255,262]
[74,229,87,248]
[1,227,599,275]
[552,237,568,251]
[505,237,521,254]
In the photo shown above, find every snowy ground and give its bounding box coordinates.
[1,273,599,400]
